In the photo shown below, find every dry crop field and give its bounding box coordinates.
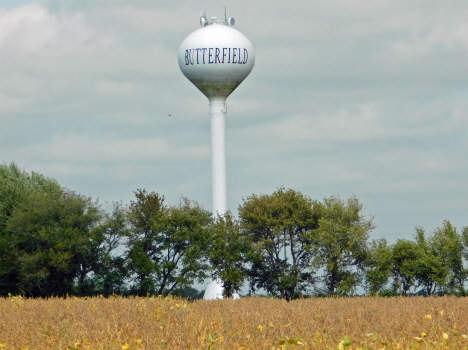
[1,295,468,350]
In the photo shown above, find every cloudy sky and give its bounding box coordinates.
[1,0,467,242]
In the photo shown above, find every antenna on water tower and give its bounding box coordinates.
[178,10,255,299]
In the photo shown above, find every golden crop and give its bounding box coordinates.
[1,295,468,349]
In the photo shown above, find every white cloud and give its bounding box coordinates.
[0,3,95,55]
[13,134,209,164]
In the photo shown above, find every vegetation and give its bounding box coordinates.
[0,163,127,297]
[238,188,321,301]
[2,162,468,299]
[208,213,247,298]
[126,189,213,296]
[313,196,374,296]
[1,295,468,349]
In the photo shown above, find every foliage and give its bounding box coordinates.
[126,189,213,296]
[176,286,204,300]
[126,189,165,295]
[412,228,448,296]
[314,196,374,296]
[0,163,63,294]
[390,223,468,296]
[5,190,102,297]
[239,188,321,301]
[0,162,62,230]
[391,239,419,295]
[208,212,247,298]
[430,221,468,296]
[0,163,127,297]
[2,163,468,298]
[76,202,130,296]
[364,238,393,295]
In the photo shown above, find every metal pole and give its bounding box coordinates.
[210,96,227,215]
[203,96,227,300]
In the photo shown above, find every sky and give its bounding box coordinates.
[1,0,467,243]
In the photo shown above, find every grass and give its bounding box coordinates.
[1,295,468,349]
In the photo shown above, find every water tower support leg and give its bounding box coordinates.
[210,97,227,215]
[203,97,227,300]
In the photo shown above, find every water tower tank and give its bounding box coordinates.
[178,17,255,100]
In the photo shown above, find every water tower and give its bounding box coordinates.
[178,10,255,299]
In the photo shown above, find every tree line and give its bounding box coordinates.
[1,163,467,299]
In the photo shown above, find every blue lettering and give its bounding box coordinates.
[189,49,195,65]
[185,50,190,65]
[208,48,213,64]
[238,48,242,64]
[243,49,248,64]
[215,48,221,63]
[202,48,207,64]
[222,48,227,63]
[196,48,200,64]
[232,48,237,63]
[228,48,231,63]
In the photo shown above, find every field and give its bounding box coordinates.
[1,295,468,350]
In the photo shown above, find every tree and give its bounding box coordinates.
[208,213,247,298]
[126,189,165,295]
[5,190,102,297]
[391,239,418,295]
[0,163,88,296]
[178,286,204,300]
[314,196,374,296]
[412,228,448,296]
[0,163,62,230]
[239,188,320,301]
[364,238,393,296]
[126,190,213,296]
[76,202,130,296]
[0,163,64,295]
[160,199,213,295]
[0,163,127,297]
[430,221,467,295]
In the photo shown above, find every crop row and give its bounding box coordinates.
[1,296,468,349]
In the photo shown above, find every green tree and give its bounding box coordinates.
[77,202,130,296]
[314,196,374,296]
[391,227,450,296]
[429,221,467,295]
[0,163,65,296]
[0,163,127,297]
[0,163,62,229]
[178,286,204,300]
[126,190,213,296]
[5,190,102,297]
[364,238,393,296]
[161,199,213,296]
[208,213,247,298]
[413,228,448,296]
[239,188,320,301]
[126,189,165,295]
[391,239,418,295]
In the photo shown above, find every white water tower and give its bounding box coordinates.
[178,11,255,299]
